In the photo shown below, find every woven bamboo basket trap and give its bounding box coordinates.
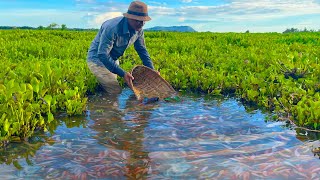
[131,65,176,101]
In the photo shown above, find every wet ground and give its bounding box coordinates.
[1,88,320,179]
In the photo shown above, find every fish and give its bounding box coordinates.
[141,97,159,105]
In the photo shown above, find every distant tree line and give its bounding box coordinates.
[33,23,68,30]
[0,23,98,31]
[244,28,320,34]
[1,24,319,33]
[282,27,320,33]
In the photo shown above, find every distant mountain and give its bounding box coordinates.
[145,26,196,32]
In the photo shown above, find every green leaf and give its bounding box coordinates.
[44,95,52,106]
[20,83,27,93]
[1,113,6,120]
[26,83,33,91]
[25,91,33,101]
[47,112,54,123]
[31,103,40,114]
[13,161,22,170]
[12,122,20,132]
[39,116,44,126]
[7,79,15,89]
[4,119,10,132]
[314,123,318,129]
[31,77,39,93]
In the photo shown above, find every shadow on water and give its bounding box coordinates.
[1,88,320,179]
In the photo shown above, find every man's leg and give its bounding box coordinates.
[87,61,122,94]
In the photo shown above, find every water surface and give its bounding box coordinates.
[1,88,320,179]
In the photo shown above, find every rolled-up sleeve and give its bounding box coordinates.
[134,31,154,70]
[98,28,126,77]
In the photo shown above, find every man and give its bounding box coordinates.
[87,1,155,94]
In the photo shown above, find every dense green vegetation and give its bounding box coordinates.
[0,30,97,145]
[0,29,319,145]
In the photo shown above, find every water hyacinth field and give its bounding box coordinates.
[1,30,320,179]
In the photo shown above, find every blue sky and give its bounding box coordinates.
[1,0,320,32]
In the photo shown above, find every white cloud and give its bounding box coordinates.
[149,0,320,32]
[178,17,185,22]
[149,1,167,6]
[149,6,176,16]
[92,12,122,26]
[148,0,320,32]
[178,0,320,22]
[3,0,320,32]
[228,0,320,17]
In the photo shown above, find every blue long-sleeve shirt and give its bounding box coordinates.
[87,16,154,77]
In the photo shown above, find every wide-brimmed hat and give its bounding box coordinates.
[123,1,151,21]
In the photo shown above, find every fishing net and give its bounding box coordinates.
[131,65,176,101]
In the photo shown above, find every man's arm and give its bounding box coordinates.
[97,28,126,77]
[134,31,154,69]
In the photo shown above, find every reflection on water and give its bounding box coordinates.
[1,88,320,179]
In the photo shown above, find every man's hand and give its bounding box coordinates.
[124,72,134,90]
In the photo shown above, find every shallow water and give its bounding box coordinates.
[1,88,320,179]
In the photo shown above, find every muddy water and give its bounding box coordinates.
[1,88,320,179]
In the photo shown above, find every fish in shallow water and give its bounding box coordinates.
[141,97,159,105]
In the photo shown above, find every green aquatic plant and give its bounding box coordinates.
[0,30,97,144]
[124,31,320,130]
[1,30,320,145]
